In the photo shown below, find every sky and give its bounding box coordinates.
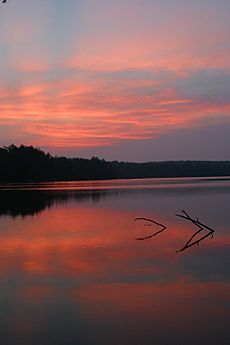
[0,0,230,161]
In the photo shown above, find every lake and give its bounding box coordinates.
[0,177,229,345]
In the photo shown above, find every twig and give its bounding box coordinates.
[175,210,215,252]
[134,217,166,240]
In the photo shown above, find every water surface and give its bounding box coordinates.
[0,177,229,345]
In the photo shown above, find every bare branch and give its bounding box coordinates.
[134,217,166,240]
[175,210,215,253]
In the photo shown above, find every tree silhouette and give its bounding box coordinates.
[0,144,230,182]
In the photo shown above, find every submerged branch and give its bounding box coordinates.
[134,217,166,240]
[175,210,215,252]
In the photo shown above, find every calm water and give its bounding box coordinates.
[0,177,229,345]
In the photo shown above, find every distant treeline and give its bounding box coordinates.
[0,144,230,182]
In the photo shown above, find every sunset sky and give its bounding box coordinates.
[0,0,230,161]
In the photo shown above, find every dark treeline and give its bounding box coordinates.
[0,144,230,182]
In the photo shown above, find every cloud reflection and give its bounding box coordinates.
[0,185,229,344]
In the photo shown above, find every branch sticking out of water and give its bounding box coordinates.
[134,217,166,240]
[175,210,215,253]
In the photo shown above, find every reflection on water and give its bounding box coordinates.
[0,178,229,345]
[0,190,108,217]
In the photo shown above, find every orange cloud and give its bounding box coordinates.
[0,1,230,149]
[1,69,230,149]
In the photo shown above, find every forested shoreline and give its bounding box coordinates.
[0,144,230,182]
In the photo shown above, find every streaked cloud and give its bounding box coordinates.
[0,0,229,158]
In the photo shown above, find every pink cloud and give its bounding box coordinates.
[1,65,230,149]
[0,1,230,149]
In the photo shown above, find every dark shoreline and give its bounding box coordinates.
[1,175,230,186]
[1,145,230,183]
